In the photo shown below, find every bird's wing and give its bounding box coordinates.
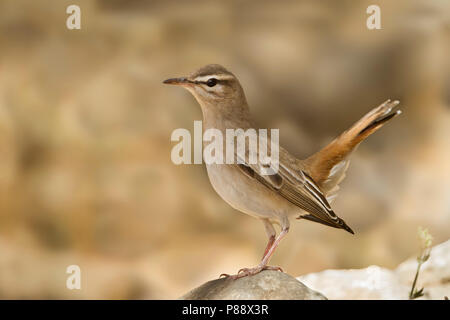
[302,99,401,202]
[234,133,351,232]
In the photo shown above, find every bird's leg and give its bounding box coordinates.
[221,218,289,280]
[262,219,276,257]
[237,225,289,277]
[262,236,275,257]
[260,227,288,268]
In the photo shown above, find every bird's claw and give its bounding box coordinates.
[237,267,251,274]
[263,265,284,272]
[219,265,283,280]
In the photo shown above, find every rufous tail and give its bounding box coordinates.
[303,99,401,193]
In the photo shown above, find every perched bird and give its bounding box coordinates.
[164,64,401,279]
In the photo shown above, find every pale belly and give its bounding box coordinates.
[205,163,299,221]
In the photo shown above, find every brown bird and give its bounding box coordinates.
[164,64,401,279]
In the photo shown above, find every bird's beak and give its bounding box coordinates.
[163,77,191,85]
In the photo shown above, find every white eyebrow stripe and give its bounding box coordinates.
[194,75,235,82]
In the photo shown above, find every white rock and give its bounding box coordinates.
[298,240,450,300]
[298,266,410,299]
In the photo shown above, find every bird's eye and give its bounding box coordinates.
[206,78,218,87]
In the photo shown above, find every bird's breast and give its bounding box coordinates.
[205,163,294,219]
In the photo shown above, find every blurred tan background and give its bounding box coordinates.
[0,0,449,299]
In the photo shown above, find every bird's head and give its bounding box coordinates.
[163,64,248,113]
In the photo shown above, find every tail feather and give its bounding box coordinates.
[303,99,401,196]
[298,213,355,234]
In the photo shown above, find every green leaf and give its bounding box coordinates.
[411,288,424,299]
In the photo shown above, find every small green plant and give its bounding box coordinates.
[409,227,433,300]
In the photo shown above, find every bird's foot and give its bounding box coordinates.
[219,265,283,280]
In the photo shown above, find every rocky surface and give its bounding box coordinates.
[180,270,327,300]
[298,240,450,300]
[298,266,411,300]
[181,240,449,300]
